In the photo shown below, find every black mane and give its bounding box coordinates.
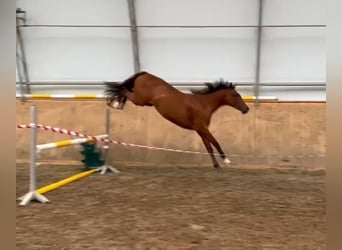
[190,79,235,95]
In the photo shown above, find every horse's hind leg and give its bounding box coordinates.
[117,96,127,109]
[121,88,147,106]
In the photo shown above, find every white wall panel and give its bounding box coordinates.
[259,0,326,100]
[139,28,257,82]
[16,0,133,81]
[136,0,258,25]
[260,28,326,83]
[263,0,325,25]
[260,86,326,102]
[21,28,133,81]
[16,0,129,25]
[136,0,258,82]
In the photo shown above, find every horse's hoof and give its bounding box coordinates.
[223,157,231,165]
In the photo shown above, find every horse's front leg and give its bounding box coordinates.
[198,127,231,165]
[204,130,231,165]
[198,133,223,173]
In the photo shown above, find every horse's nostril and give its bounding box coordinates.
[242,107,249,114]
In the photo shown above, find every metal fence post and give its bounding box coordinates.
[254,0,264,108]
[16,8,31,99]
[99,107,120,174]
[127,0,141,73]
[18,105,49,206]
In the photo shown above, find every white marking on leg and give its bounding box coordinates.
[113,101,120,109]
[223,157,231,165]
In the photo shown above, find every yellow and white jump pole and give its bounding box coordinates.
[36,168,100,195]
[242,96,277,101]
[36,134,108,152]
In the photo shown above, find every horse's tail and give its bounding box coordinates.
[104,71,148,109]
[104,81,125,108]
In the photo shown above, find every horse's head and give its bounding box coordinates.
[223,85,250,114]
[191,80,250,114]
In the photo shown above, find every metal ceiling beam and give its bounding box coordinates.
[16,81,326,87]
[17,24,326,28]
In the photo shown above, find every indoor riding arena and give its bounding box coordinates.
[16,1,326,250]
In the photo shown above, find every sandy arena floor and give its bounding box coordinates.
[16,164,326,250]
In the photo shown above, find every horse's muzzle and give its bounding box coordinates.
[242,107,250,114]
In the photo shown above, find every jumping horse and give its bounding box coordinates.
[105,71,249,172]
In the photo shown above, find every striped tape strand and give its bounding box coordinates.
[17,124,326,158]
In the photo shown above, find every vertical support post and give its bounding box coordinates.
[127,0,141,73]
[18,106,49,206]
[29,105,38,193]
[16,50,25,102]
[99,108,120,175]
[16,8,31,100]
[254,0,264,108]
[104,107,110,167]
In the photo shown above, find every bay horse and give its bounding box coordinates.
[105,71,249,172]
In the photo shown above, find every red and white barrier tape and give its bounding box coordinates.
[16,124,217,156]
[16,124,326,158]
